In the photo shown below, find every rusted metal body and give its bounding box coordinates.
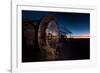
[38,16,60,60]
[22,16,62,61]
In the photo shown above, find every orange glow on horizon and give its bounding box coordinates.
[72,34,90,39]
[72,36,90,39]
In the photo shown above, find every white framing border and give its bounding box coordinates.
[11,4,97,73]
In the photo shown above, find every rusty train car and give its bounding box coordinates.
[22,16,63,62]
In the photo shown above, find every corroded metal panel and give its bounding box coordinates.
[38,16,60,60]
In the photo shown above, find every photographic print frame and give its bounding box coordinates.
[11,2,97,73]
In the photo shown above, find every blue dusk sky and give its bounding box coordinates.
[22,10,90,36]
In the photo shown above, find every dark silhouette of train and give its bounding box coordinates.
[22,15,90,62]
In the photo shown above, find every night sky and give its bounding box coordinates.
[22,10,90,37]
